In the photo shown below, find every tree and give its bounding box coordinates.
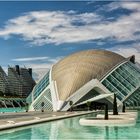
[122,102,125,113]
[69,101,73,112]
[0,91,4,96]
[25,103,29,112]
[86,101,91,111]
[41,102,45,112]
[113,94,118,115]
[104,104,108,120]
[130,55,135,64]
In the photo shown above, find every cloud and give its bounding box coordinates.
[11,56,49,62]
[121,2,140,11]
[24,56,63,81]
[33,68,49,82]
[0,11,101,45]
[8,56,63,81]
[105,2,140,12]
[27,63,51,82]
[0,3,139,46]
[11,56,63,63]
[110,43,140,63]
[10,55,63,81]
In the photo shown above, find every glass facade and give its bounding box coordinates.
[76,89,100,104]
[33,71,50,100]
[102,61,140,105]
[33,89,53,111]
[26,71,52,111]
[125,87,140,107]
[26,92,32,104]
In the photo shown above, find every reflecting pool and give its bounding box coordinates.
[0,111,140,140]
[0,107,25,113]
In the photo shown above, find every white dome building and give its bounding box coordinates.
[26,50,140,111]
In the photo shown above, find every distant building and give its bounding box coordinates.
[0,65,36,97]
[0,66,10,96]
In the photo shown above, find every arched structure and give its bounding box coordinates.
[26,50,140,111]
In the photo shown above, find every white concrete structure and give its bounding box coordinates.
[26,50,140,111]
[79,111,138,126]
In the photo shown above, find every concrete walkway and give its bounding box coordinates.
[79,111,138,127]
[0,110,98,131]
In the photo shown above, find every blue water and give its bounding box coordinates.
[0,112,140,140]
[0,107,25,113]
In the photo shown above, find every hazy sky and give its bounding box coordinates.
[0,1,139,80]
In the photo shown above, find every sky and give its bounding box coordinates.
[0,1,139,81]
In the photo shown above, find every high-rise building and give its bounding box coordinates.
[8,65,36,97]
[0,65,35,97]
[0,66,10,96]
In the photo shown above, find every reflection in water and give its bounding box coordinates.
[105,126,109,139]
[114,126,118,139]
[0,112,140,139]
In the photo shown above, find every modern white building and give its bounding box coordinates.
[26,50,140,111]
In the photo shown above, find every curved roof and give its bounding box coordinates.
[52,50,125,101]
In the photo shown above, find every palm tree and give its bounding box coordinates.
[25,103,29,112]
[69,101,73,112]
[113,93,118,115]
[41,102,45,112]
[104,104,108,120]
[122,102,125,113]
